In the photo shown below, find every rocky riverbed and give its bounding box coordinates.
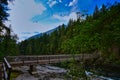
[12,65,118,80]
[13,65,67,80]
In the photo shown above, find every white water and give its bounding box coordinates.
[85,71,114,80]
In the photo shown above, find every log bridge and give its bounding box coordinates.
[0,53,99,80]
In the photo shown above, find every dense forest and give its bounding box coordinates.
[0,0,19,58]
[18,2,120,64]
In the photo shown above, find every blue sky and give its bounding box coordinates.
[6,0,120,41]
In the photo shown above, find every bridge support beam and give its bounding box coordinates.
[29,65,33,75]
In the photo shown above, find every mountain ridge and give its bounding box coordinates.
[29,27,58,39]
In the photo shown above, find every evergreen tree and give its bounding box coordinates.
[93,5,99,19]
[0,0,19,57]
[100,4,107,14]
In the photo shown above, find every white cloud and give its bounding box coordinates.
[47,0,57,7]
[69,0,77,6]
[6,0,48,41]
[53,12,77,22]
[59,0,62,3]
[6,0,78,42]
[50,1,57,7]
[9,0,46,20]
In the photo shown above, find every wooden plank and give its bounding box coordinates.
[4,57,11,69]
[3,57,12,80]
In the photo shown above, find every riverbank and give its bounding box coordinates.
[84,58,120,79]
[11,64,119,80]
[10,57,120,80]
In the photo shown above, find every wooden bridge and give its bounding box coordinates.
[0,53,99,80]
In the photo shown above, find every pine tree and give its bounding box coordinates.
[100,4,107,14]
[0,0,19,57]
[93,5,99,19]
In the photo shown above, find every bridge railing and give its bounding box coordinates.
[3,57,12,80]
[6,54,72,61]
[5,53,100,66]
[6,55,72,65]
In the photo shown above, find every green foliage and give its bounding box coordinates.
[65,59,87,80]
[93,5,100,19]
[55,57,87,79]
[0,0,19,57]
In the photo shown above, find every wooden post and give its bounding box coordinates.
[37,56,38,64]
[7,67,11,80]
[3,57,12,80]
[49,56,50,64]
[22,57,24,66]
[29,65,33,75]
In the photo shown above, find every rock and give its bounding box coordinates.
[35,65,67,79]
[13,66,29,73]
[15,73,38,80]
[14,65,67,80]
[20,66,30,72]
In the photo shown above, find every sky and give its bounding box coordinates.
[6,0,120,42]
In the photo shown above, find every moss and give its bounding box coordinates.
[10,70,22,80]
